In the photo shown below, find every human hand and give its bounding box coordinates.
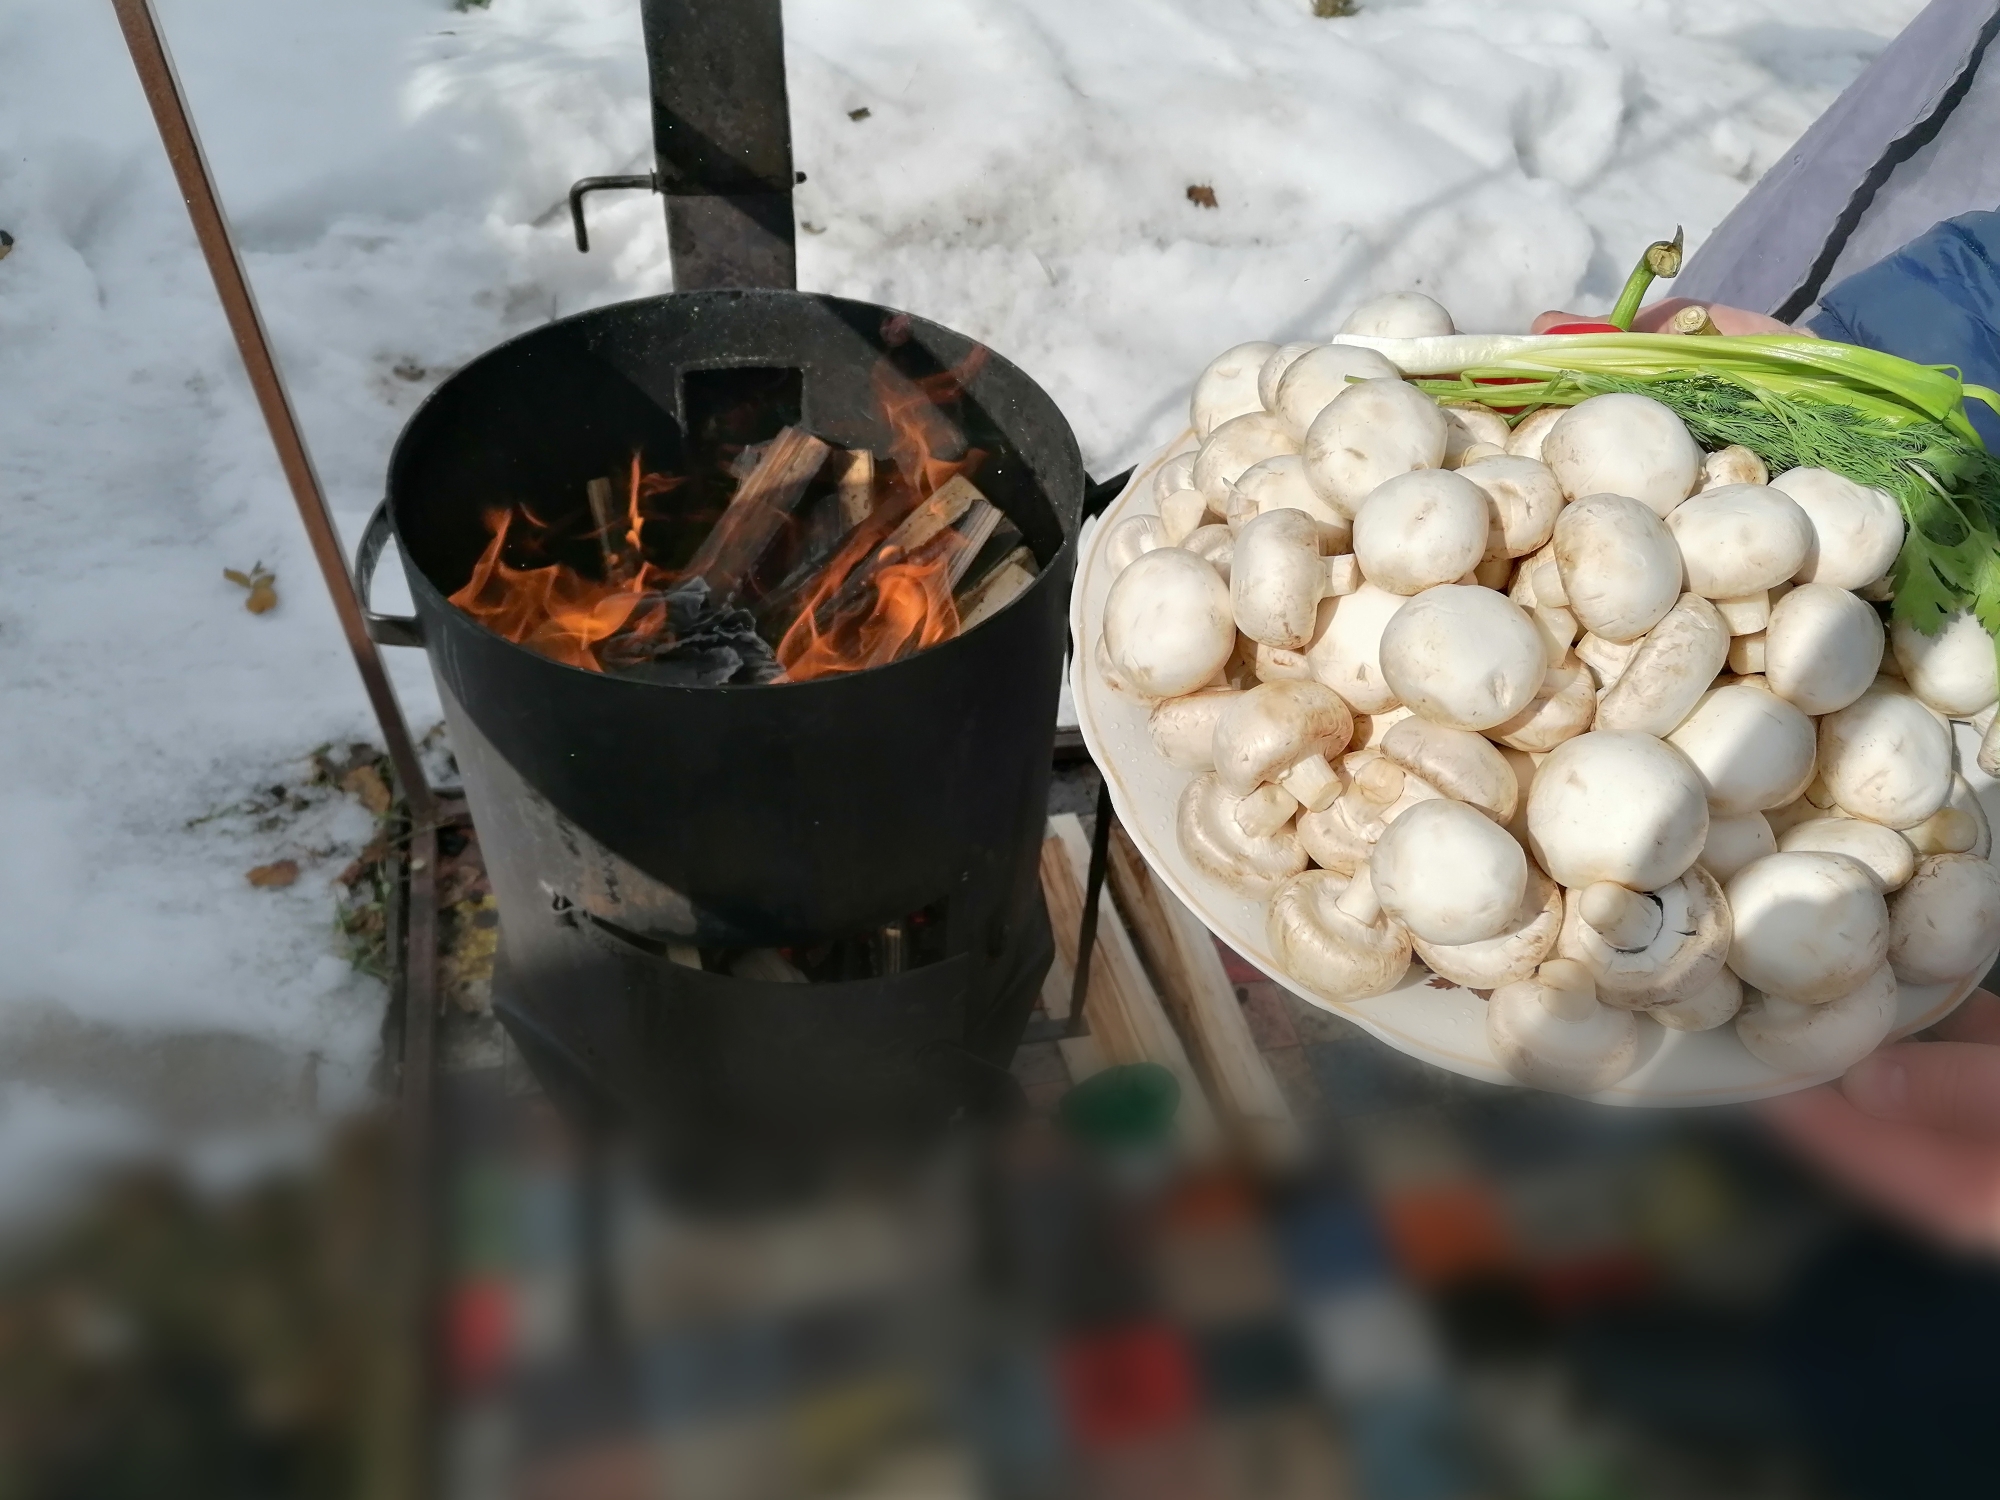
[1759,990,2000,1252]
[1529,300,1799,335]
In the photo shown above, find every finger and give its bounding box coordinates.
[1759,1086,2000,1249]
[1629,299,1799,336]
[1935,989,2000,1047]
[1843,1040,2000,1139]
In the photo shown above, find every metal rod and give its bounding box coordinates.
[109,0,436,825]
[395,811,441,1497]
[1067,776,1117,1037]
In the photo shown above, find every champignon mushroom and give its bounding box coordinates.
[1769,467,1904,589]
[1230,454,1351,550]
[1556,863,1730,1013]
[1377,585,1546,731]
[1486,959,1640,1094]
[1489,659,1597,752]
[1507,406,1565,462]
[1890,609,1999,719]
[1193,411,1299,505]
[1712,591,1770,636]
[1727,631,1767,675]
[1191,342,1278,440]
[1182,523,1235,582]
[1350,469,1492,594]
[1157,487,1215,545]
[1153,452,1197,504]
[1258,341,1319,411]
[1665,484,1815,599]
[1349,703,1415,751]
[1701,445,1768,490]
[1817,683,1954,829]
[1213,680,1355,812]
[1551,493,1684,643]
[1303,584,1408,713]
[1725,852,1890,1004]
[1595,594,1731,736]
[1233,508,1349,649]
[1413,864,1563,989]
[1302,379,1448,519]
[1573,631,1640,693]
[1371,799,1529,945]
[1735,964,1899,1074]
[1296,754,1443,874]
[1778,815,1917,893]
[1148,687,1241,771]
[1272,343,1404,441]
[1527,731,1710,891]
[1268,867,1413,1002]
[1341,291,1456,338]
[1540,394,1703,516]
[1698,811,1776,884]
[1904,775,1990,858]
[1102,547,1237,698]
[1666,683,1818,815]
[1649,967,1743,1032]
[1103,514,1167,573]
[1379,715,1518,821]
[1457,454,1564,562]
[1178,773,1309,898]
[1442,404,1513,467]
[1887,852,2000,985]
[1763,582,1885,715]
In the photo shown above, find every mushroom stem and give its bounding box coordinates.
[1234,783,1301,839]
[1336,868,1384,925]
[1535,958,1600,1023]
[1530,557,1567,607]
[1981,708,2000,780]
[1325,554,1362,597]
[1353,758,1406,810]
[1579,882,1662,951]
[1277,752,1341,812]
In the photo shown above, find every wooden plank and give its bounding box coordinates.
[1046,815,1219,1153]
[683,426,831,605]
[1108,825,1301,1168]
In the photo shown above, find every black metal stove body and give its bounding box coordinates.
[364,290,1081,1189]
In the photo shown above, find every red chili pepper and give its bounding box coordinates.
[1475,320,1620,410]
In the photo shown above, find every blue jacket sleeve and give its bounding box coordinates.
[1809,209,2000,449]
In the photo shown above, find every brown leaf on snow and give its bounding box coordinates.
[340,764,393,815]
[247,859,300,888]
[1186,184,1218,209]
[225,563,278,614]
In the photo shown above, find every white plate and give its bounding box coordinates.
[1070,434,1991,1106]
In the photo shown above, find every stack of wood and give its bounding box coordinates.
[1039,813,1301,1168]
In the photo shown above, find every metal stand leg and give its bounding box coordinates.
[1066,777,1116,1037]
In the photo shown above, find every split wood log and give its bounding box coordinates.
[836,449,876,528]
[958,547,1037,630]
[801,474,985,631]
[682,426,831,606]
[1043,814,1219,1153]
[945,501,1003,589]
[1107,825,1300,1167]
[585,475,631,579]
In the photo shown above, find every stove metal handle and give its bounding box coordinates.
[354,499,425,649]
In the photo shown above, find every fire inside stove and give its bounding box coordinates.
[445,339,1040,684]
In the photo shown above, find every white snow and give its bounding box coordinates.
[0,0,1923,1203]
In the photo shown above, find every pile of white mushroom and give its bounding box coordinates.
[1097,290,2000,1094]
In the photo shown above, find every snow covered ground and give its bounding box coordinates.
[0,0,1925,1207]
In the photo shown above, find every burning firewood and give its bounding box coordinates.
[835,449,875,528]
[956,547,1037,629]
[681,426,831,606]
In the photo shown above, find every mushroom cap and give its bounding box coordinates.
[1302,379,1448,518]
[1152,452,1197,505]
[1489,659,1597,753]
[1351,469,1492,594]
[1890,608,1999,718]
[1770,467,1904,589]
[1268,869,1413,1001]
[1725,851,1890,1004]
[1764,583,1885,715]
[1907,774,1992,859]
[1778,815,1917,893]
[1665,484,1815,598]
[1304,584,1408,714]
[1213,680,1355,795]
[1541,394,1702,517]
[1258,340,1319,411]
[1817,684,1953,829]
[1507,406,1565,462]
[1158,487,1214,545]
[1551,493,1684,643]
[1372,798,1529,945]
[1556,862,1731,1011]
[1702,446,1768,490]
[1191,341,1278,440]
[1177,773,1309,899]
[1379,715,1518,821]
[1148,687,1240,771]
[1231,454,1350,550]
[1888,852,2000,985]
[1232,507,1328,649]
[1442,404,1513,467]
[1667,683,1818,816]
[1735,965,1899,1074]
[1377,585,1546,730]
[1527,731,1710,890]
[1649,967,1743,1032]
[1182,523,1234,582]
[1486,960,1640,1094]
[1413,864,1562,989]
[1102,547,1236,698]
[1698,811,1776,884]
[1104,514,1167,574]
[1193,411,1299,504]
[1595,594,1731,737]
[1458,454,1564,559]
[1273,343,1403,441]
[1340,291,1456,338]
